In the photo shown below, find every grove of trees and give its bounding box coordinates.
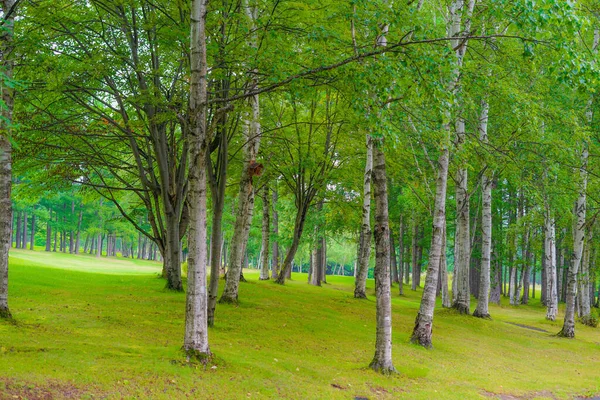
[1,0,600,373]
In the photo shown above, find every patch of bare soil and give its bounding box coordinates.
[504,321,549,333]
[0,379,102,400]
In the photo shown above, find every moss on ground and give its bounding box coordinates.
[1,249,599,399]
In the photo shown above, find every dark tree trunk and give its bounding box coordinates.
[45,209,52,252]
[22,211,27,249]
[398,215,405,295]
[271,185,280,279]
[411,221,418,290]
[275,205,310,284]
[15,212,21,249]
[29,213,35,250]
[74,208,83,255]
[390,233,398,284]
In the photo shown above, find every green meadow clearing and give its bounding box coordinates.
[1,249,599,399]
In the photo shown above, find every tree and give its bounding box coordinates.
[0,0,17,320]
[369,139,395,374]
[183,0,210,361]
[354,135,373,298]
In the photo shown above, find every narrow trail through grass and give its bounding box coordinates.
[1,250,599,399]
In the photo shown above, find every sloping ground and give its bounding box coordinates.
[1,250,599,399]
[10,248,162,275]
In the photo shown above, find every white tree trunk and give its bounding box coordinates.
[369,142,395,373]
[474,100,492,318]
[578,240,591,318]
[184,0,210,360]
[354,135,373,298]
[449,0,475,315]
[559,28,596,337]
[544,207,558,321]
[220,0,262,303]
[559,149,588,333]
[0,0,15,319]
[440,224,451,308]
[411,145,449,347]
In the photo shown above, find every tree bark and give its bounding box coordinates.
[45,209,52,252]
[275,201,310,284]
[29,213,36,250]
[398,215,404,295]
[453,165,470,314]
[474,99,491,318]
[184,0,211,361]
[14,211,20,249]
[22,211,27,250]
[163,214,183,290]
[355,135,373,298]
[577,239,592,320]
[74,208,83,254]
[411,219,419,291]
[559,193,586,336]
[260,186,270,280]
[369,142,396,374]
[544,207,558,321]
[321,233,327,283]
[411,143,449,347]
[390,232,398,284]
[0,0,16,319]
[206,121,228,326]
[220,0,262,304]
[69,201,75,253]
[271,184,280,279]
[449,0,475,316]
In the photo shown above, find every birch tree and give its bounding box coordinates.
[354,135,373,298]
[0,0,16,320]
[451,0,476,315]
[183,0,210,361]
[473,99,492,319]
[220,0,263,303]
[369,139,396,373]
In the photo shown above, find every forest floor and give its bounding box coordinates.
[1,249,599,399]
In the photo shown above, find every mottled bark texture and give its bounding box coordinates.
[220,0,262,303]
[369,142,396,374]
[559,145,588,336]
[473,100,492,319]
[450,0,475,315]
[355,135,373,298]
[411,145,449,347]
[0,0,16,319]
[206,110,228,326]
[184,0,211,361]
[544,208,558,321]
[577,239,591,321]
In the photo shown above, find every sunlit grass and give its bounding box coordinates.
[1,249,599,399]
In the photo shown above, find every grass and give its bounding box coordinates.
[1,248,599,399]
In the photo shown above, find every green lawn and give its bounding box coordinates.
[1,249,599,399]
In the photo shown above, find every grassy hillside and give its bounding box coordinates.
[1,249,599,399]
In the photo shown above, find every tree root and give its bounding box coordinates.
[451,302,470,315]
[472,310,492,320]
